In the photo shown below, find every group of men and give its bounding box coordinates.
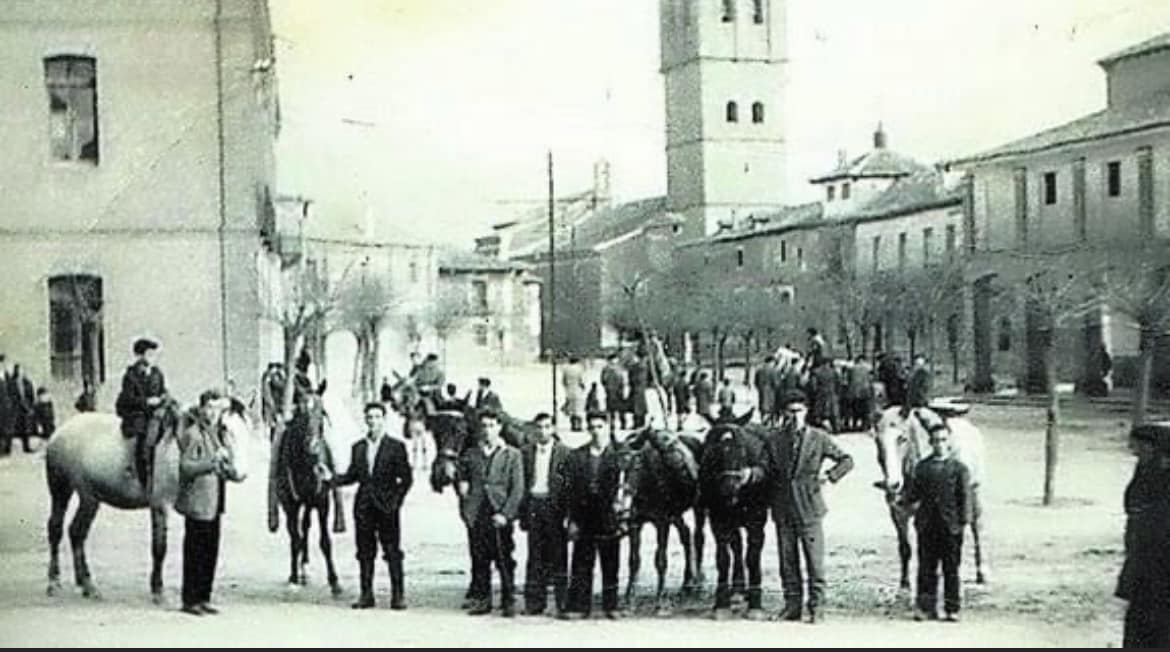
[0,353,56,456]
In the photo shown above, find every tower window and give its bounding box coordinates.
[753,0,765,23]
[722,0,736,22]
[898,232,907,270]
[751,102,764,124]
[1107,161,1121,198]
[842,182,851,199]
[44,55,99,163]
[736,248,744,267]
[1043,171,1057,205]
[780,240,787,263]
[923,227,934,266]
[796,247,805,271]
[826,185,836,201]
[726,101,738,123]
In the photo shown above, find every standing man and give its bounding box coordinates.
[413,353,445,408]
[176,390,233,616]
[9,365,36,453]
[806,328,828,370]
[764,390,854,624]
[562,412,623,620]
[905,354,932,415]
[475,377,502,413]
[115,338,168,489]
[809,361,841,434]
[1116,422,1170,648]
[693,371,715,419]
[904,422,971,622]
[716,377,737,418]
[671,365,692,431]
[459,409,525,617]
[600,354,626,432]
[330,402,413,610]
[627,354,649,429]
[755,357,776,425]
[521,412,570,616]
[0,355,14,456]
[561,357,587,432]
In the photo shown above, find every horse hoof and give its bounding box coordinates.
[976,571,988,585]
[330,584,344,599]
[152,593,169,607]
[46,582,63,597]
[712,608,734,622]
[82,585,102,600]
[744,608,767,622]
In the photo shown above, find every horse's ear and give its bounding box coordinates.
[736,408,754,427]
[316,379,328,396]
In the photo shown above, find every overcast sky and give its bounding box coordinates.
[270,0,1170,246]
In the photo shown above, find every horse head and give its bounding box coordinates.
[701,421,757,510]
[285,392,329,493]
[427,409,471,493]
[872,406,933,499]
[609,438,647,535]
[216,397,253,482]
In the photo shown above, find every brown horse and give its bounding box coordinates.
[44,398,251,603]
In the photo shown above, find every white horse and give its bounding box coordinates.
[871,405,988,590]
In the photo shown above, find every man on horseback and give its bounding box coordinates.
[411,353,445,413]
[115,338,168,490]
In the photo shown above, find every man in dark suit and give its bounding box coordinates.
[0,355,17,456]
[458,409,525,617]
[115,339,168,488]
[562,412,623,620]
[329,402,413,610]
[764,390,854,624]
[904,354,931,415]
[755,356,777,425]
[520,412,570,616]
[1116,422,1170,648]
[904,421,971,622]
[10,364,36,453]
[474,377,502,413]
[600,354,626,431]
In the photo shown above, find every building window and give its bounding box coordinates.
[997,317,1012,352]
[842,182,851,200]
[826,185,836,202]
[922,227,934,266]
[780,240,787,263]
[726,101,738,123]
[779,289,793,305]
[751,102,764,124]
[736,247,744,267]
[871,235,881,273]
[1107,160,1122,198]
[752,0,764,23]
[897,232,907,270]
[1043,171,1057,205]
[44,55,99,163]
[474,323,489,347]
[721,0,736,22]
[471,280,488,313]
[48,275,105,383]
[945,224,956,261]
[409,260,419,284]
[796,247,804,271]
[1013,167,1029,247]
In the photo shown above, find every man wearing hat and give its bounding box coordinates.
[1116,422,1170,648]
[763,389,853,624]
[115,338,168,489]
[475,377,502,413]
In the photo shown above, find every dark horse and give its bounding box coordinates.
[274,393,343,596]
[609,427,708,615]
[698,410,770,620]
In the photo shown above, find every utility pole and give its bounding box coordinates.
[547,151,559,425]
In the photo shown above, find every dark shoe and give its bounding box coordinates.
[778,606,802,622]
[523,606,546,616]
[197,603,220,615]
[914,608,939,622]
[180,604,204,617]
[943,611,960,623]
[351,596,375,610]
[467,601,492,616]
[807,608,821,624]
[390,597,407,611]
[603,610,622,620]
[501,604,516,618]
[558,611,587,621]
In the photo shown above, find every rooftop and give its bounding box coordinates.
[1099,31,1170,67]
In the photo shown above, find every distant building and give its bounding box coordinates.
[438,250,541,366]
[949,30,1170,393]
[0,0,280,410]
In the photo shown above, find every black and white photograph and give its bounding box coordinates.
[1,0,1169,647]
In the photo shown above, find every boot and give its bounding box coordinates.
[388,558,406,611]
[352,560,375,609]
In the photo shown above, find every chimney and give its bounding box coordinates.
[836,149,848,169]
[874,122,888,149]
[592,159,612,209]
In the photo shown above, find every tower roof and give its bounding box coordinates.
[810,125,930,183]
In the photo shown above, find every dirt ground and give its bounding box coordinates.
[0,365,1139,647]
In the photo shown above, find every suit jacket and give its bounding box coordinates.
[115,361,167,438]
[906,454,971,535]
[1116,462,1170,604]
[906,367,932,408]
[334,436,413,516]
[459,442,524,525]
[764,425,853,526]
[564,444,622,537]
[474,389,502,412]
[176,411,226,521]
[521,440,571,521]
[0,373,17,434]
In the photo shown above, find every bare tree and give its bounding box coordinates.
[893,260,966,371]
[428,286,472,367]
[1095,243,1170,425]
[335,272,399,404]
[1008,248,1099,506]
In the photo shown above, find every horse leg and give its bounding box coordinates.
[150,506,168,605]
[730,528,746,597]
[68,497,102,599]
[284,502,301,586]
[294,503,308,585]
[45,466,73,597]
[654,522,671,615]
[972,490,987,584]
[693,508,707,586]
[317,498,343,597]
[713,529,733,618]
[675,515,695,594]
[625,523,642,609]
[892,505,912,593]
[744,521,766,618]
